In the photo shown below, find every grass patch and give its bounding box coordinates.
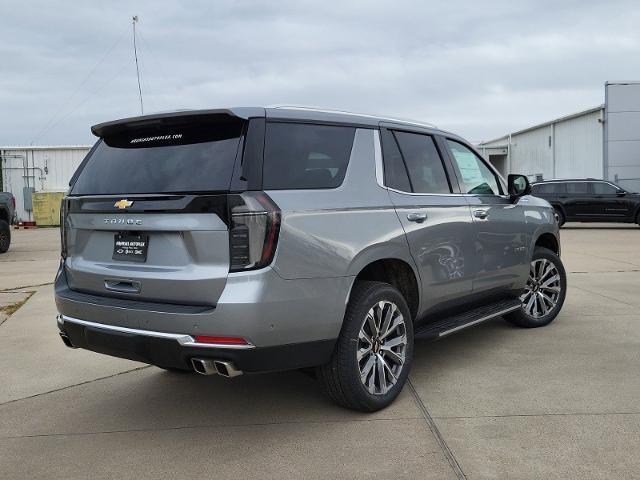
[0,291,35,317]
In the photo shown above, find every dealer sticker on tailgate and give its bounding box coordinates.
[113,233,149,262]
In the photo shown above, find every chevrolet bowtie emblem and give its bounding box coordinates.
[114,199,134,209]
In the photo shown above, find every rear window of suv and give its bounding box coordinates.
[263,122,356,190]
[70,121,243,195]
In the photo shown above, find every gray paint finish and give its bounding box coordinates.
[55,107,560,367]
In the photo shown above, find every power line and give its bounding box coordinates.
[132,15,144,115]
[30,24,129,144]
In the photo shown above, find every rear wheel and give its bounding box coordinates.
[317,281,413,412]
[505,247,566,328]
[0,220,10,253]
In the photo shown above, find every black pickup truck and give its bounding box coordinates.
[0,192,15,253]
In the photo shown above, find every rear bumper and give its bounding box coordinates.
[57,314,336,373]
[55,264,352,347]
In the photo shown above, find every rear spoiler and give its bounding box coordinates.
[91,107,266,138]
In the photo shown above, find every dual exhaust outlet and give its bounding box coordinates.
[59,332,242,378]
[191,358,243,378]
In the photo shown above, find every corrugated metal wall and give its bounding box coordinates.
[605,82,640,193]
[510,127,554,178]
[1,146,90,222]
[480,107,604,181]
[554,110,603,179]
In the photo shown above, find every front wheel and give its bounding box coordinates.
[317,281,414,412]
[505,247,567,328]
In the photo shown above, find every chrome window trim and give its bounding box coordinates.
[375,129,510,201]
[58,315,255,350]
[373,129,385,188]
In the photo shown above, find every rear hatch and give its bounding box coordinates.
[63,112,249,306]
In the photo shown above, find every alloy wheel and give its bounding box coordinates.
[520,258,562,318]
[357,300,407,395]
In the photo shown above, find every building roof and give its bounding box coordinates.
[0,145,91,151]
[479,105,604,147]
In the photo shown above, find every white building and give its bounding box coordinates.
[478,82,640,193]
[0,145,91,222]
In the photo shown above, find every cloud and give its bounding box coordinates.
[0,0,639,145]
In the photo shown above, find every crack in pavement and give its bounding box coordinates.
[433,411,640,420]
[571,284,639,308]
[0,366,152,407]
[408,379,467,480]
[0,416,430,440]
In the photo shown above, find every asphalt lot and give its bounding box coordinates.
[1,225,639,479]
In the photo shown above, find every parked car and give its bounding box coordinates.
[0,191,15,253]
[55,107,566,411]
[532,179,640,227]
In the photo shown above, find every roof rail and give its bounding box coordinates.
[267,105,437,129]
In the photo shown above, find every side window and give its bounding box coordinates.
[534,183,563,194]
[592,182,617,195]
[263,123,356,190]
[566,182,588,194]
[392,131,451,194]
[446,140,502,195]
[380,129,411,192]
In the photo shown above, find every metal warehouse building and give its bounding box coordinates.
[1,145,91,222]
[478,81,640,193]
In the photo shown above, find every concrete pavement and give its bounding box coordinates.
[1,225,639,479]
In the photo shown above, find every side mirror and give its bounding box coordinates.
[508,174,531,200]
[616,189,626,196]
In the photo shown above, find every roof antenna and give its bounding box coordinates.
[132,15,144,115]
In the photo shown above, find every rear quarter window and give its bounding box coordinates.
[262,123,356,190]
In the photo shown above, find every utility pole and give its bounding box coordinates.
[132,15,144,115]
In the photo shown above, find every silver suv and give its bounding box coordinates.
[55,107,566,411]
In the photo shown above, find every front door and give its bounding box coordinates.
[591,181,634,219]
[444,139,529,294]
[379,128,475,313]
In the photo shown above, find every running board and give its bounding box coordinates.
[414,298,521,340]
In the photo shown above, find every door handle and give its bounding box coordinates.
[473,210,489,219]
[407,212,428,223]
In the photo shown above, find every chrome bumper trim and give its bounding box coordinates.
[57,315,255,350]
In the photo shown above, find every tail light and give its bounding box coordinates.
[228,192,280,272]
[60,197,68,259]
[11,196,15,211]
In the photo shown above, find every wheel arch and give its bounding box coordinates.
[349,258,420,322]
[534,231,560,255]
[0,206,9,224]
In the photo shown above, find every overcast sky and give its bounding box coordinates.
[1,0,639,146]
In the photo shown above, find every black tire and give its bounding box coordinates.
[0,219,10,254]
[317,281,414,412]
[505,247,567,328]
[554,208,565,227]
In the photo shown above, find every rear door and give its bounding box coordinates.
[63,113,253,306]
[380,127,475,310]
[443,139,529,294]
[562,182,592,219]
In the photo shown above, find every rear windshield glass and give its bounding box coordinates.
[263,122,356,190]
[70,121,243,195]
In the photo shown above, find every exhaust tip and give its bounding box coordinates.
[213,360,243,378]
[191,358,218,376]
[59,332,76,349]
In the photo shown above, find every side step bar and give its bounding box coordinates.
[414,298,521,340]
